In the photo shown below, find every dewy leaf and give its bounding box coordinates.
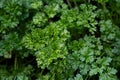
[99,73,117,80]
[30,1,43,9]
[32,12,47,26]
[107,67,117,75]
[22,22,70,68]
[74,74,83,80]
[44,3,60,18]
[96,57,112,66]
[76,4,98,34]
[89,68,99,76]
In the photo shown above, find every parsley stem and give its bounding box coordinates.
[67,0,72,8]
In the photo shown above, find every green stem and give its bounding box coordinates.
[14,55,17,70]
[40,69,44,75]
[73,0,79,11]
[67,0,72,8]
[88,0,91,3]
[85,74,89,80]
[73,0,77,7]
[101,3,107,19]
[103,3,106,10]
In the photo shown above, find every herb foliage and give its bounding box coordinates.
[0,0,120,80]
